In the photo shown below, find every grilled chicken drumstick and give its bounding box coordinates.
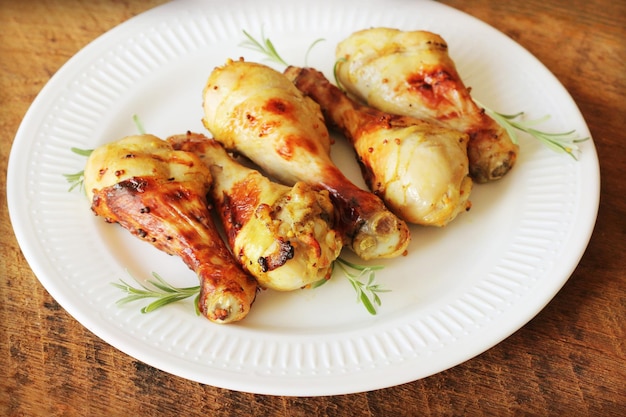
[202,59,410,260]
[285,66,472,227]
[84,134,257,324]
[335,28,518,183]
[168,132,343,291]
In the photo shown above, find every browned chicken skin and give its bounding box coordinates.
[335,28,519,183]
[285,66,472,227]
[202,59,410,260]
[84,135,257,324]
[168,132,343,291]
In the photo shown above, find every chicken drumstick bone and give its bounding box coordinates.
[335,28,518,183]
[202,59,410,260]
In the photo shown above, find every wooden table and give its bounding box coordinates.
[1,0,624,415]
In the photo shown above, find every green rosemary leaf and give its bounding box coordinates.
[334,257,388,315]
[350,279,363,303]
[478,101,589,159]
[141,293,194,313]
[373,292,382,307]
[304,38,326,67]
[64,148,92,192]
[241,29,324,69]
[360,291,377,315]
[335,257,385,272]
[70,147,93,157]
[241,29,289,67]
[310,277,330,289]
[111,272,200,314]
[115,294,151,306]
[63,171,85,192]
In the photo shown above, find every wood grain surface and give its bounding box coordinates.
[1,0,625,415]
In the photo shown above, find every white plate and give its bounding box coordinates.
[7,0,599,396]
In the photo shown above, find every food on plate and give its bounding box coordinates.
[167,131,343,291]
[63,25,588,320]
[285,66,472,226]
[83,134,257,323]
[202,58,410,260]
[335,27,519,183]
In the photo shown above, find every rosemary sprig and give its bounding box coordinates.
[112,271,201,315]
[333,257,388,315]
[241,29,289,67]
[63,147,93,192]
[69,147,94,157]
[63,171,85,192]
[481,106,589,160]
[240,29,324,68]
[304,37,326,67]
[113,258,387,316]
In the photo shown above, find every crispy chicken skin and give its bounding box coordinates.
[202,59,410,260]
[84,134,257,324]
[285,66,472,227]
[167,132,343,291]
[335,28,518,183]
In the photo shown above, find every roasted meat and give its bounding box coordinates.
[83,134,257,324]
[202,59,410,260]
[168,132,343,291]
[335,27,518,183]
[285,66,472,227]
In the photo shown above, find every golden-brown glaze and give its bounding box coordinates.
[84,134,257,324]
[168,132,343,291]
[202,59,410,260]
[285,66,472,227]
[335,28,518,183]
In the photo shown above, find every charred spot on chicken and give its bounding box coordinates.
[168,132,343,291]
